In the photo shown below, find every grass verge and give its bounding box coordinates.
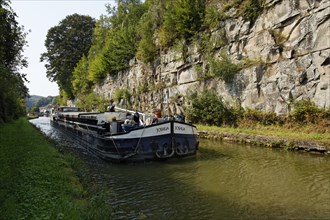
[196,124,330,147]
[0,118,111,219]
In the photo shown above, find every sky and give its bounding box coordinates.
[11,0,114,97]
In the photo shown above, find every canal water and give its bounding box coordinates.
[30,117,330,219]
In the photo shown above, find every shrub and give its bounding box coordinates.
[290,100,325,124]
[223,0,264,25]
[185,90,236,126]
[112,88,131,104]
[186,91,330,132]
[240,108,282,126]
[138,83,149,94]
[209,52,241,83]
[194,64,211,80]
[203,5,227,30]
[158,0,206,47]
[235,0,264,24]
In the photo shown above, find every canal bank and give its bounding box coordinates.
[0,118,111,219]
[197,126,330,155]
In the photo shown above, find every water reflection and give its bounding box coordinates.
[30,117,330,219]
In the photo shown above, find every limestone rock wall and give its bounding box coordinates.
[95,0,330,115]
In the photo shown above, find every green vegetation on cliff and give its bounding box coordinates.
[43,0,261,107]
[5,0,220,118]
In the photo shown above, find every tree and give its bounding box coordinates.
[185,90,235,126]
[40,14,95,99]
[102,1,146,75]
[0,0,29,123]
[159,0,206,47]
[72,55,92,95]
[135,0,162,63]
[80,0,146,84]
[29,96,57,113]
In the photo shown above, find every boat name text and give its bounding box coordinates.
[175,126,185,131]
[156,127,169,133]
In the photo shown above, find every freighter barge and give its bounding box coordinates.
[50,106,198,162]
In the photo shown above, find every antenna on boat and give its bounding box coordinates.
[114,106,145,117]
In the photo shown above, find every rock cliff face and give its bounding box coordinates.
[95,0,330,115]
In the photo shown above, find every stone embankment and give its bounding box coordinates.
[198,130,330,155]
